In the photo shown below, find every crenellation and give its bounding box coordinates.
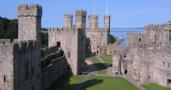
[18,4,42,17]
[75,9,87,16]
[0,39,13,44]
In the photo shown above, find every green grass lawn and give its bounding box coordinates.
[51,76,139,90]
[143,83,171,90]
[85,77,139,90]
[50,76,82,90]
[100,54,112,65]
[87,56,106,74]
[87,56,100,63]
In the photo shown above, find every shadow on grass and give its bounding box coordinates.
[84,63,111,73]
[48,75,103,90]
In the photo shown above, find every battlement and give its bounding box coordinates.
[13,40,37,51]
[18,4,42,17]
[0,39,13,44]
[75,10,87,16]
[64,14,73,18]
[161,23,171,31]
[144,24,160,30]
[144,22,171,31]
[104,15,110,19]
[88,15,99,29]
[88,15,98,19]
[48,27,82,33]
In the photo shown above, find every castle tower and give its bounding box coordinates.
[88,15,98,29]
[75,10,87,29]
[64,14,73,29]
[104,15,110,32]
[18,4,42,43]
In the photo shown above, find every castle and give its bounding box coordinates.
[112,22,171,87]
[1,3,171,90]
[0,4,110,90]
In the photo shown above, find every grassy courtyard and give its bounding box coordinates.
[143,83,171,90]
[51,76,139,90]
[99,54,113,65]
[85,77,139,90]
[87,56,106,74]
[49,76,82,90]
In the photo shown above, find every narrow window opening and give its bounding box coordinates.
[139,38,141,42]
[124,70,128,75]
[57,42,61,48]
[4,75,6,82]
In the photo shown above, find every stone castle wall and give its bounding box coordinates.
[41,46,68,90]
[86,14,110,55]
[0,40,41,90]
[112,21,171,88]
[48,28,85,75]
[18,4,42,44]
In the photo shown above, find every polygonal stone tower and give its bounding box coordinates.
[88,15,98,29]
[104,15,110,44]
[75,10,87,29]
[18,4,42,44]
[64,14,73,29]
[104,15,110,32]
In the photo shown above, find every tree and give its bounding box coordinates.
[109,34,116,44]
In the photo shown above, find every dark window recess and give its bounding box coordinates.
[124,53,126,58]
[139,38,141,42]
[167,79,171,85]
[4,75,6,82]
[57,42,61,48]
[125,70,128,75]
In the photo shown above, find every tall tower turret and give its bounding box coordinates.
[18,4,42,43]
[75,10,87,29]
[104,15,110,32]
[64,14,73,29]
[88,15,98,29]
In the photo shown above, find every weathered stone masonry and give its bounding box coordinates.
[112,22,171,88]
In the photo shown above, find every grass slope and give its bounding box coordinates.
[100,54,112,65]
[143,83,171,90]
[87,56,106,74]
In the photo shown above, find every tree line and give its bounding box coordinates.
[0,17,48,47]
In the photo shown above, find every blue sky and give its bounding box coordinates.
[0,0,171,28]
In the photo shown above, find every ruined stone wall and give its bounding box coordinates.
[48,28,85,75]
[124,22,171,87]
[144,23,171,47]
[0,40,41,90]
[41,46,68,90]
[127,32,144,46]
